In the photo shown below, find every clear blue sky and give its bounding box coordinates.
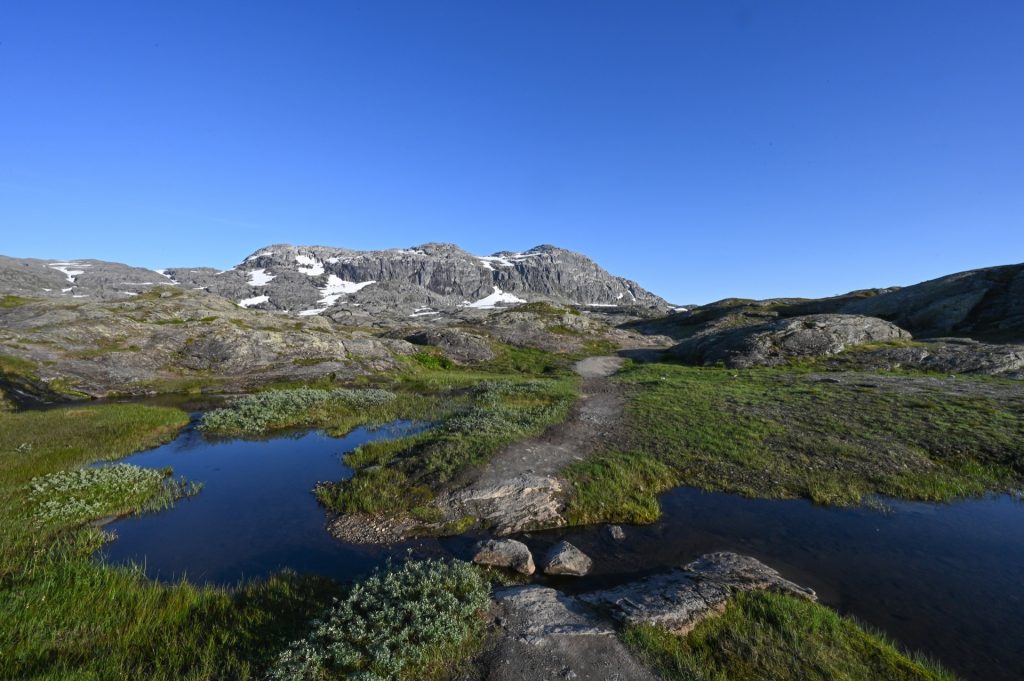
[1,2,1022,304]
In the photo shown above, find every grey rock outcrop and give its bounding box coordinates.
[473,538,536,575]
[404,328,496,363]
[0,255,180,302]
[543,541,593,576]
[671,313,911,368]
[825,337,1024,378]
[453,475,567,536]
[484,585,658,681]
[0,288,415,398]
[844,263,1024,341]
[480,553,814,680]
[579,552,816,634]
[164,242,666,316]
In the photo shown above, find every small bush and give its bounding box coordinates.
[269,558,489,681]
[411,352,454,370]
[200,388,397,434]
[28,463,200,526]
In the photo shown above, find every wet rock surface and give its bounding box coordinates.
[579,552,816,634]
[543,541,593,576]
[478,552,813,680]
[473,539,536,575]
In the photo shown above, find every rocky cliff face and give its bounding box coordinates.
[164,243,667,316]
[843,263,1024,342]
[0,243,666,319]
[0,255,178,301]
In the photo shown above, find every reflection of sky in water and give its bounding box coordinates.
[517,488,1024,681]
[101,422,1023,681]
[99,422,431,586]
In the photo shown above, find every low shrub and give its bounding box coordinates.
[28,463,200,526]
[200,388,397,434]
[269,558,490,681]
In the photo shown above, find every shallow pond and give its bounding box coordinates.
[98,420,434,584]
[101,422,1024,681]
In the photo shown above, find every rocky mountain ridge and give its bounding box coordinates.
[0,243,667,319]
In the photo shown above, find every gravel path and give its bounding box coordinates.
[440,356,626,534]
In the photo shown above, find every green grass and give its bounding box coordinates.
[623,590,954,681]
[268,558,490,681]
[0,401,499,680]
[567,362,1024,523]
[0,405,340,680]
[0,294,33,308]
[318,377,578,518]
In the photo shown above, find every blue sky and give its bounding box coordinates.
[1,2,1022,304]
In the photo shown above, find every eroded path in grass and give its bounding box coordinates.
[437,355,626,534]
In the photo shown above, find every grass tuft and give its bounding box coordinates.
[623,590,955,681]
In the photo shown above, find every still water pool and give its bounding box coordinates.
[100,421,1024,681]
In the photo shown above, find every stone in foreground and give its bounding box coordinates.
[580,552,816,635]
[484,585,658,681]
[543,541,593,576]
[473,538,536,575]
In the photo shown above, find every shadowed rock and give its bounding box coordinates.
[484,585,658,681]
[671,313,911,368]
[543,541,593,576]
[473,538,536,575]
[579,552,816,635]
[405,328,496,363]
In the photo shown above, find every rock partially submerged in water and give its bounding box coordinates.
[481,552,813,680]
[473,538,536,575]
[543,541,593,576]
[579,552,816,635]
[607,524,626,541]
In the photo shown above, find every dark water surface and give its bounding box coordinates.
[99,421,434,585]
[101,423,1024,681]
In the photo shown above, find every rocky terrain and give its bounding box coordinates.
[0,243,674,401]
[0,242,666,316]
[635,263,1024,378]
[478,552,815,680]
[2,247,1022,397]
[0,287,421,402]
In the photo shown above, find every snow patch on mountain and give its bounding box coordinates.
[465,287,526,309]
[317,275,376,307]
[248,269,276,286]
[49,262,89,283]
[295,254,325,276]
[238,295,270,308]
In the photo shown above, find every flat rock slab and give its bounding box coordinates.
[482,586,659,681]
[580,552,816,635]
[449,474,567,536]
[477,552,815,680]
